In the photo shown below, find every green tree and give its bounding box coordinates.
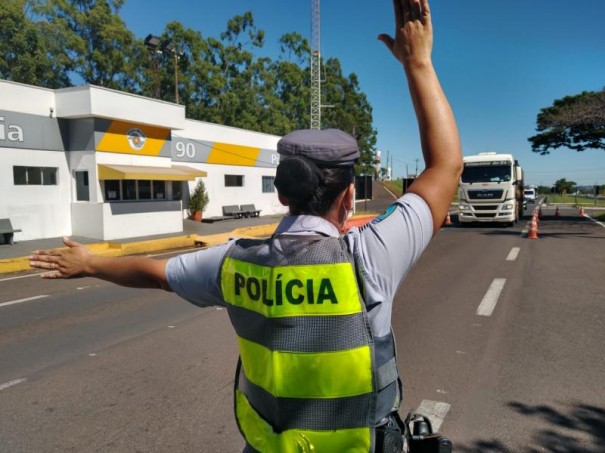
[139,21,214,105]
[529,89,605,155]
[3,3,379,172]
[536,185,551,195]
[33,0,139,91]
[195,11,266,130]
[269,32,311,133]
[0,0,69,87]
[320,58,378,175]
[553,178,576,196]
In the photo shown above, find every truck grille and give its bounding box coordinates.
[473,205,499,211]
[468,190,504,200]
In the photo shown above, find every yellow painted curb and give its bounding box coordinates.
[0,226,280,275]
[0,257,32,275]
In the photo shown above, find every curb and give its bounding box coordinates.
[0,215,377,275]
[0,224,281,275]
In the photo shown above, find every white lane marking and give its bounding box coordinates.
[476,278,506,317]
[415,400,451,433]
[506,247,520,261]
[584,214,605,228]
[0,378,27,391]
[0,272,45,282]
[0,294,49,308]
[378,183,399,200]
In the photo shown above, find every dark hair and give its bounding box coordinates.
[274,156,355,216]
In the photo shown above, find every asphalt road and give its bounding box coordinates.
[1,207,604,452]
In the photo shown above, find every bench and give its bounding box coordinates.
[0,218,22,245]
[222,205,244,219]
[201,205,244,223]
[240,204,261,218]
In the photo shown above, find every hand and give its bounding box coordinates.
[29,237,92,279]
[378,0,433,68]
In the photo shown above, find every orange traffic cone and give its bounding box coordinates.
[443,212,452,226]
[527,215,539,239]
[579,206,585,216]
[555,206,560,216]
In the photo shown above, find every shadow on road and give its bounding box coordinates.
[454,401,605,453]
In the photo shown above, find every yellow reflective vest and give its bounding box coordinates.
[221,235,401,452]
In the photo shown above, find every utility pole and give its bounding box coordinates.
[310,0,321,130]
[161,41,181,104]
[144,35,181,103]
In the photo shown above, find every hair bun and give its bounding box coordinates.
[274,156,324,202]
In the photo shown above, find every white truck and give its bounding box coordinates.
[523,187,537,204]
[457,152,524,226]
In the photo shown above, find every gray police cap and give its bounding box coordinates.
[277,129,360,167]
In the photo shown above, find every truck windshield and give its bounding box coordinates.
[461,161,512,184]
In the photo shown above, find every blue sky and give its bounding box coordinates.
[120,0,605,187]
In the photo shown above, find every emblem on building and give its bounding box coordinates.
[126,128,146,150]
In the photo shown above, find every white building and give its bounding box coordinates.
[0,79,285,242]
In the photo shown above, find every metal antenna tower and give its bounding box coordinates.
[310,0,321,130]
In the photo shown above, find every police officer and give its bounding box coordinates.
[30,0,462,451]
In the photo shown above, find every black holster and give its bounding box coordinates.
[405,412,453,453]
[375,413,404,453]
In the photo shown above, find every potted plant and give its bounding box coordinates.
[188,179,209,222]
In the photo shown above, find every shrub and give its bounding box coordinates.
[188,179,209,215]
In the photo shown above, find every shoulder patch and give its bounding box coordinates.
[371,203,397,225]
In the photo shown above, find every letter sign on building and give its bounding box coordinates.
[0,116,25,142]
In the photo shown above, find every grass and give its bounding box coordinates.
[380,181,603,208]
[383,180,403,195]
[545,194,605,208]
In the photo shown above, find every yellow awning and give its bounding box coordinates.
[98,164,207,181]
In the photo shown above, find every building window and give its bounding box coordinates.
[42,167,57,185]
[13,166,27,185]
[13,166,58,185]
[225,175,244,187]
[138,180,151,200]
[103,180,176,201]
[153,181,166,200]
[27,167,42,185]
[172,181,182,200]
[75,171,90,201]
[123,180,137,200]
[262,176,275,193]
[104,180,120,200]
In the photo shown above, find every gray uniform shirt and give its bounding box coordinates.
[166,193,433,337]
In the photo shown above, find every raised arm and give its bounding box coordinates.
[29,237,170,290]
[379,0,462,235]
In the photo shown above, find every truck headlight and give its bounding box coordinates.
[503,203,513,210]
[459,203,470,211]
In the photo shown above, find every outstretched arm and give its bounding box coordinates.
[379,0,462,236]
[29,237,170,290]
